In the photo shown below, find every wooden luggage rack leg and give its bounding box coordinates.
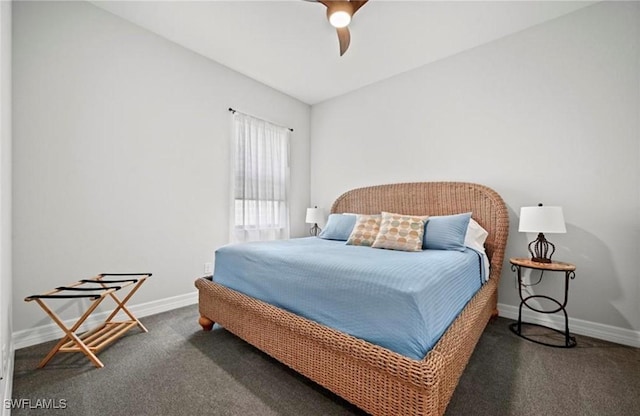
[25,273,151,369]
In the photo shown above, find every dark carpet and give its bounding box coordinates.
[11,305,640,415]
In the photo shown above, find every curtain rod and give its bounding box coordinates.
[228,108,294,132]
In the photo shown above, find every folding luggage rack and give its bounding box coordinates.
[25,273,151,368]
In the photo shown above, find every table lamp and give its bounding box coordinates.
[306,206,323,236]
[518,204,566,263]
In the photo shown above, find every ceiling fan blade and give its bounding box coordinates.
[350,0,368,15]
[337,26,351,56]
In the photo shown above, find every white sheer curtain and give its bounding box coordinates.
[230,111,290,243]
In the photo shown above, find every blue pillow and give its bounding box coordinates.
[318,214,357,241]
[423,212,472,251]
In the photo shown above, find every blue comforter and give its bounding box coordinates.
[213,237,484,360]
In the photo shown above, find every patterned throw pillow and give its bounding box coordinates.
[346,214,382,247]
[372,212,429,252]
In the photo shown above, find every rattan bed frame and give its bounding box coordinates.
[195,182,509,416]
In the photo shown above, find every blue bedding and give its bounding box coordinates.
[212,237,485,360]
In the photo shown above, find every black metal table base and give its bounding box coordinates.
[509,321,577,348]
[510,262,577,348]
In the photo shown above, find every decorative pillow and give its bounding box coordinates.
[464,218,488,252]
[423,212,472,251]
[346,214,381,247]
[372,212,429,252]
[318,214,357,241]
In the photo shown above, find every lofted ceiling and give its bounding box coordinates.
[92,1,595,105]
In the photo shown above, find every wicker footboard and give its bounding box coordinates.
[196,275,497,416]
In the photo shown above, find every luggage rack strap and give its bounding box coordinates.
[56,286,122,291]
[26,294,102,301]
[82,278,136,284]
[99,273,152,277]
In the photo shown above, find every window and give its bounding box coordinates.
[230,111,290,242]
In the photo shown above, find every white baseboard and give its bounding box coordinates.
[1,341,13,416]
[498,303,640,348]
[12,292,198,350]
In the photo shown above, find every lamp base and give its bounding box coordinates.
[309,223,321,237]
[530,256,552,264]
[528,232,555,263]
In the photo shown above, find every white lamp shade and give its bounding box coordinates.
[305,207,323,224]
[519,206,566,234]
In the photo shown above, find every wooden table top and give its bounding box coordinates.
[509,257,576,272]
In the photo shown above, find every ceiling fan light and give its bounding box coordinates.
[329,10,351,28]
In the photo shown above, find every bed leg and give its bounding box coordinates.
[490,308,499,321]
[198,316,214,331]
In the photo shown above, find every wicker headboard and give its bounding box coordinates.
[331,182,509,281]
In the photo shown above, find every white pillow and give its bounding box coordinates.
[465,218,490,281]
[464,218,488,252]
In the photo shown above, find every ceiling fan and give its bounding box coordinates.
[309,0,369,56]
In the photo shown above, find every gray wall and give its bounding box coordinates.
[1,0,12,401]
[12,1,311,333]
[310,2,640,335]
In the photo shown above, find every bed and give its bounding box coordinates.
[195,182,509,416]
